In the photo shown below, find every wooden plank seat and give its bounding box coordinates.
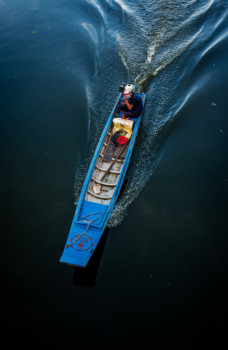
[95,165,121,174]
[91,177,118,187]
[87,190,113,200]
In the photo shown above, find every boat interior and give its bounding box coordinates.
[85,112,137,205]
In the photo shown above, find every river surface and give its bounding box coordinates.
[1,0,228,348]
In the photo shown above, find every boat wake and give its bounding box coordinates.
[73,0,228,228]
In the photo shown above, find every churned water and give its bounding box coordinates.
[1,0,227,348]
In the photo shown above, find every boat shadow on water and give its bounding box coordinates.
[72,175,129,287]
[72,228,109,287]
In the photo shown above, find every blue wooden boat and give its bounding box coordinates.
[60,84,146,267]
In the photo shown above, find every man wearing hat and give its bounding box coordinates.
[116,84,142,119]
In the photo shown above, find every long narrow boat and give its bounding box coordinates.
[60,84,146,267]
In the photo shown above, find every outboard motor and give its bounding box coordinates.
[119,82,126,93]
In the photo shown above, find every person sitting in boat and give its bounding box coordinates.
[116,84,142,119]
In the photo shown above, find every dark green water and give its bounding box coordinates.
[1,0,227,348]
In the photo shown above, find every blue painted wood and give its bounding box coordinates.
[60,202,108,267]
[60,90,146,267]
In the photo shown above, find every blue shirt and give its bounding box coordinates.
[128,92,142,116]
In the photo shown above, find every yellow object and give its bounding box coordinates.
[112,118,133,139]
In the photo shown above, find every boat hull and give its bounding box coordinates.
[60,91,146,267]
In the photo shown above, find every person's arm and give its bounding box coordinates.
[123,95,133,110]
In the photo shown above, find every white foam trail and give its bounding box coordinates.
[146,45,156,64]
[170,78,206,119]
[184,0,198,7]
[86,0,106,21]
[145,28,166,64]
[214,9,228,30]
[81,22,98,44]
[187,0,214,22]
[138,26,203,87]
[201,30,228,59]
[114,0,134,14]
